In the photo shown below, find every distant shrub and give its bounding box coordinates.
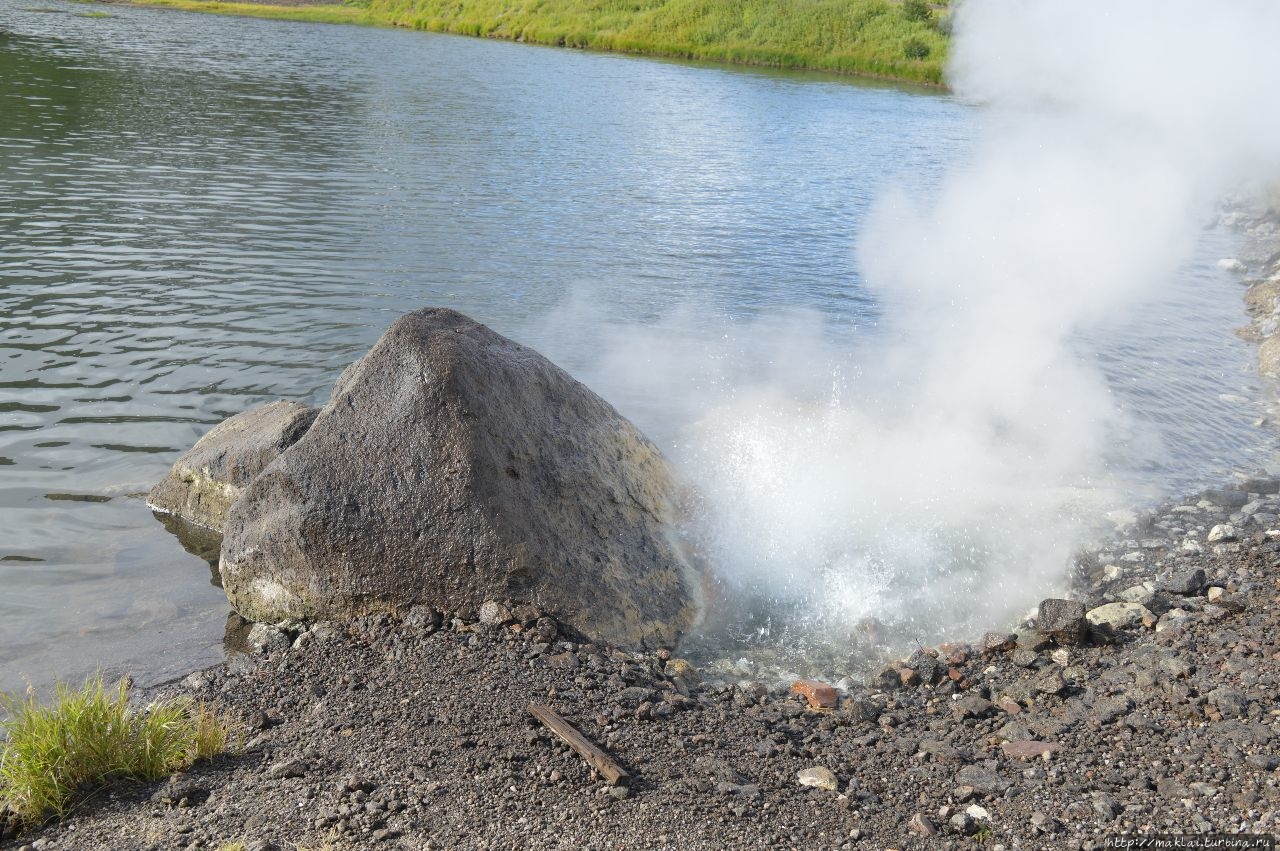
[901,0,933,23]
[903,37,930,59]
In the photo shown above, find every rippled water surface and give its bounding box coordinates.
[0,2,1267,693]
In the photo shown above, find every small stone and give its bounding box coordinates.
[1159,567,1207,595]
[995,697,1022,715]
[873,665,902,691]
[182,671,210,691]
[1001,740,1063,760]
[1157,777,1190,799]
[955,765,1011,796]
[1092,793,1123,820]
[918,740,963,762]
[267,759,307,780]
[1036,599,1086,645]
[796,766,839,791]
[1086,602,1153,629]
[1203,487,1248,508]
[1117,583,1156,605]
[1207,524,1237,543]
[478,600,513,626]
[965,804,991,821]
[1092,695,1133,724]
[1206,586,1225,601]
[1241,475,1280,494]
[908,813,937,836]
[1033,669,1067,696]
[952,694,994,719]
[790,679,839,710]
[896,667,920,687]
[1030,811,1057,833]
[1208,687,1250,719]
[981,632,1017,653]
[247,622,290,654]
[607,785,631,800]
[1010,649,1039,668]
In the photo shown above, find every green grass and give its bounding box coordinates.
[0,676,235,827]
[125,0,377,26]
[124,0,950,85]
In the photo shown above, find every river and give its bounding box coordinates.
[0,1,1267,694]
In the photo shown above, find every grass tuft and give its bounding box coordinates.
[0,676,235,827]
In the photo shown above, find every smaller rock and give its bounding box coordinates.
[790,679,839,710]
[1246,754,1279,771]
[1241,475,1280,494]
[247,622,290,654]
[873,665,902,691]
[182,671,209,691]
[918,740,964,762]
[478,600,513,626]
[1092,695,1133,724]
[1036,599,1086,646]
[1001,740,1063,760]
[1206,524,1236,543]
[267,759,307,780]
[1030,811,1058,834]
[1086,602,1153,630]
[1092,792,1123,820]
[907,813,937,837]
[981,632,1017,653]
[1160,567,1208,595]
[152,774,209,808]
[1033,668,1067,696]
[1010,649,1039,668]
[796,766,839,791]
[1208,687,1250,719]
[1203,488,1248,508]
[955,765,1011,796]
[1157,777,1190,799]
[965,804,991,821]
[952,694,994,720]
[1217,258,1246,273]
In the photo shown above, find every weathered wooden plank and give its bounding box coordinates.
[528,703,631,787]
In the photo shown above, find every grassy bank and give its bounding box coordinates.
[118,0,375,25]
[125,0,950,85]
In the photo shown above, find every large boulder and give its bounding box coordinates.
[219,308,702,650]
[148,401,318,532]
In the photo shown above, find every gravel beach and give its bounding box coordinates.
[4,202,1280,851]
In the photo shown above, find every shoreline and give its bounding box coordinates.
[5,206,1280,847]
[5,484,1280,848]
[108,0,949,88]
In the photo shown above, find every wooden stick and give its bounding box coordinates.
[528,703,631,786]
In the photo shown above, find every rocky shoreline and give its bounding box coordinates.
[5,201,1280,851]
[4,482,1280,850]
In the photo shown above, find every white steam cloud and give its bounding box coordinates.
[531,1,1280,660]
